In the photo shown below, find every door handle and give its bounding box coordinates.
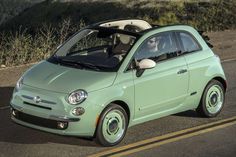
[177,69,187,74]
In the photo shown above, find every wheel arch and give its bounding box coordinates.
[197,75,226,109]
[212,76,227,91]
[111,100,131,124]
[201,76,227,100]
[197,76,226,117]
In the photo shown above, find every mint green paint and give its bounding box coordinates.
[23,61,117,93]
[10,25,226,138]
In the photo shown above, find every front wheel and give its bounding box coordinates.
[95,104,128,146]
[197,80,225,117]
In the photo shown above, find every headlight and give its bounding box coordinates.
[67,90,87,105]
[15,77,24,91]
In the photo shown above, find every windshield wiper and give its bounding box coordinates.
[60,59,102,71]
[48,54,61,64]
[50,56,113,71]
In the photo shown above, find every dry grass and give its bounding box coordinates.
[0,19,84,67]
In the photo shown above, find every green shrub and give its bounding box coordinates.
[1,0,236,67]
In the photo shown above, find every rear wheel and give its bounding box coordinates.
[95,104,128,146]
[197,80,225,117]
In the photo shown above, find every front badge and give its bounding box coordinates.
[33,96,41,103]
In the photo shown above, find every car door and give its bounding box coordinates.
[132,31,189,120]
[175,31,211,109]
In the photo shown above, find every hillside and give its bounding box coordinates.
[0,0,236,67]
[1,0,236,32]
[0,0,43,25]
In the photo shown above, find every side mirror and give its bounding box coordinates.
[136,59,156,77]
[138,59,156,70]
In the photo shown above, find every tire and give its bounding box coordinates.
[95,103,128,146]
[197,80,225,117]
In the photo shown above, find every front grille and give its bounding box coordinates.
[22,95,57,105]
[23,101,52,110]
[12,109,68,130]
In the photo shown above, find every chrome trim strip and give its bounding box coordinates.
[41,100,57,105]
[10,104,80,122]
[23,101,52,110]
[21,95,56,105]
[10,103,23,111]
[49,115,80,122]
[21,95,33,100]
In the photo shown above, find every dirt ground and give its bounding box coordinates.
[208,30,236,60]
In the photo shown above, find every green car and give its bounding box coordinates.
[10,19,227,146]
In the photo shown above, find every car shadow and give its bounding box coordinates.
[0,86,205,147]
[0,86,99,147]
[0,86,14,107]
[174,110,203,118]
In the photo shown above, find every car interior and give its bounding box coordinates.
[55,20,153,70]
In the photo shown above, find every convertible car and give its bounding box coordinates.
[10,19,227,146]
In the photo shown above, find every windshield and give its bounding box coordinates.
[48,28,137,72]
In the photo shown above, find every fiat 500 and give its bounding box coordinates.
[10,19,227,146]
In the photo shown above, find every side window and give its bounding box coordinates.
[179,32,201,52]
[134,32,179,62]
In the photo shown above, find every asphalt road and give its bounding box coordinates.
[0,60,236,157]
[128,124,236,157]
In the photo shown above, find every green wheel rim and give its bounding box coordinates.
[205,84,224,114]
[102,109,126,143]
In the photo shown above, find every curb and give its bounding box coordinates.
[0,62,37,71]
[221,58,236,63]
[0,106,10,110]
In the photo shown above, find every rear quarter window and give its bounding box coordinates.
[179,32,201,52]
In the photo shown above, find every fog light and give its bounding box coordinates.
[57,122,67,129]
[72,107,85,116]
[12,109,18,117]
[12,110,16,116]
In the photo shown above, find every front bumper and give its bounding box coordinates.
[11,105,80,130]
[10,85,102,137]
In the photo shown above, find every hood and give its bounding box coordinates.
[23,61,117,93]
